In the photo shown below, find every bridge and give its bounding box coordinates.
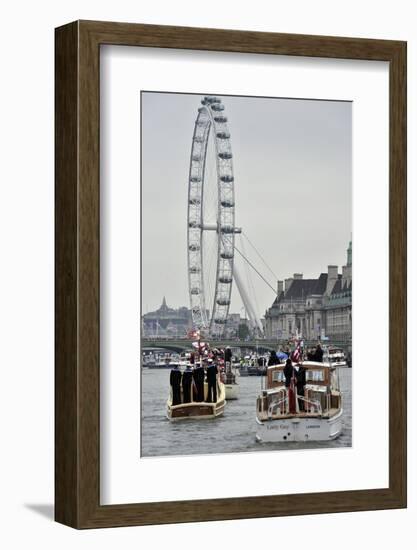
[141,338,351,354]
[142,338,277,353]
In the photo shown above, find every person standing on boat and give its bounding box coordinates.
[182,363,193,404]
[170,364,182,406]
[268,350,279,366]
[193,360,205,402]
[206,358,218,403]
[283,358,294,387]
[315,343,324,363]
[284,358,297,414]
[294,363,306,411]
[225,346,232,366]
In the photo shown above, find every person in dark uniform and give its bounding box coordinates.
[206,359,218,403]
[294,364,306,411]
[283,358,294,387]
[182,363,193,404]
[193,361,205,402]
[170,364,182,406]
[315,344,324,363]
[268,350,279,366]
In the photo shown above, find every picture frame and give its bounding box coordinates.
[55,20,407,528]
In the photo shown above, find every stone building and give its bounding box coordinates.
[264,242,352,343]
[142,297,192,338]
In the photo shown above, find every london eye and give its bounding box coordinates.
[187,96,241,336]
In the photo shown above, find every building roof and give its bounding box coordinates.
[277,273,328,302]
[331,278,352,295]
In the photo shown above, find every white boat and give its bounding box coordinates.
[327,347,348,368]
[255,361,343,443]
[224,362,240,400]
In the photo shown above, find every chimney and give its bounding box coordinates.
[326,265,338,295]
[277,280,284,295]
[293,273,303,280]
[285,278,293,293]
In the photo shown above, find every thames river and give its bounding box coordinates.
[141,368,352,457]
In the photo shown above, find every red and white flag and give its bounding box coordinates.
[291,341,302,363]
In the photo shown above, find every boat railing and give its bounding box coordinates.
[297,395,322,415]
[266,392,323,418]
[267,395,287,419]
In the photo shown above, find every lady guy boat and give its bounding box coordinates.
[255,360,343,443]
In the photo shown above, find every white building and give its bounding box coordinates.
[264,242,352,343]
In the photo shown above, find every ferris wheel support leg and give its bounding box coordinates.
[233,265,264,336]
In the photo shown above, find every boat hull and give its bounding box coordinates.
[225,383,239,400]
[167,400,225,420]
[166,381,226,421]
[255,409,343,443]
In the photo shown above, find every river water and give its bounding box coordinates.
[141,368,352,457]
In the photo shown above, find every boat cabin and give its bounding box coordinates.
[257,361,341,420]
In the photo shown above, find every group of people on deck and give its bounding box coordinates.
[170,346,232,406]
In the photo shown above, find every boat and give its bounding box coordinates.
[237,354,267,376]
[255,361,343,443]
[223,363,240,400]
[166,370,226,420]
[327,347,348,368]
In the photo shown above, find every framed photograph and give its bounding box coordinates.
[55,20,406,528]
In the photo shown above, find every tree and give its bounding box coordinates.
[238,323,250,340]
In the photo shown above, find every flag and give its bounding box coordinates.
[192,340,207,353]
[288,371,297,414]
[291,340,302,363]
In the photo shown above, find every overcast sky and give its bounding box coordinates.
[141,92,351,318]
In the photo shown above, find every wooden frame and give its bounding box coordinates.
[55,20,407,528]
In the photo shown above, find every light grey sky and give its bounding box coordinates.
[142,92,351,317]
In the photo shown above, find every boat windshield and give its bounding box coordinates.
[306,369,325,382]
[272,370,285,383]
